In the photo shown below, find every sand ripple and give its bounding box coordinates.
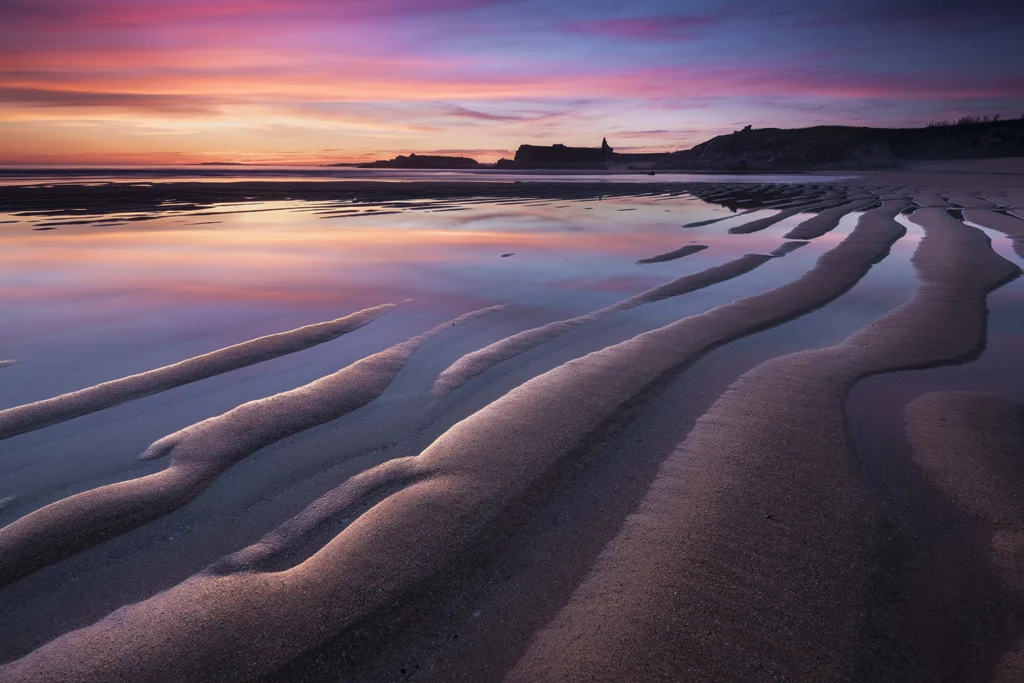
[635,243,707,264]
[0,304,396,441]
[907,392,1024,682]
[506,207,1019,682]
[783,196,877,239]
[965,209,1024,260]
[727,195,849,234]
[0,204,912,683]
[432,252,775,396]
[0,305,502,588]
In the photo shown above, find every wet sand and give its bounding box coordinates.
[1,161,1023,681]
[506,206,1018,682]
[636,243,707,264]
[0,304,395,441]
[906,392,1024,682]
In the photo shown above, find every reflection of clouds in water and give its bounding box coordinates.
[0,184,901,401]
[3,197,720,346]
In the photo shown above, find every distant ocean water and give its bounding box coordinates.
[0,164,851,186]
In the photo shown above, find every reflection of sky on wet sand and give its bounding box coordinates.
[0,188,886,410]
[1,196,758,321]
[0,166,853,187]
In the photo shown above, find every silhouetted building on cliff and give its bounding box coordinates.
[496,138,615,168]
[496,138,668,169]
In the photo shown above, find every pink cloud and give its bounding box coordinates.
[2,0,511,29]
[2,1,1020,165]
[0,86,224,115]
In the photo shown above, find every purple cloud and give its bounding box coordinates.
[562,15,717,41]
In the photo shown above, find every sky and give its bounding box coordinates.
[1,0,1022,165]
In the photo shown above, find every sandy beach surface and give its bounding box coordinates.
[1,160,1023,681]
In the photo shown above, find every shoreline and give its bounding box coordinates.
[2,163,1023,680]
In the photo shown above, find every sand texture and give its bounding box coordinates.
[0,306,502,587]
[726,194,849,234]
[635,243,707,263]
[783,196,877,239]
[907,392,1024,530]
[3,167,1024,682]
[906,392,1024,682]
[964,209,1024,259]
[433,251,776,396]
[0,200,915,682]
[768,240,809,257]
[0,304,396,441]
[506,208,1018,682]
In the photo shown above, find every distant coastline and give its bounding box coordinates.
[349,153,481,170]
[345,118,1024,173]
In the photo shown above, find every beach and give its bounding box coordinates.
[1,160,1023,681]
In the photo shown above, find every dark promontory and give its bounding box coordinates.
[492,119,1024,171]
[496,138,667,169]
[653,118,1024,171]
[358,153,480,169]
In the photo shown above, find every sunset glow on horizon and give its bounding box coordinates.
[2,0,1022,165]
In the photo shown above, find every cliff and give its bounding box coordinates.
[495,138,669,169]
[652,119,1024,171]
[495,138,615,169]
